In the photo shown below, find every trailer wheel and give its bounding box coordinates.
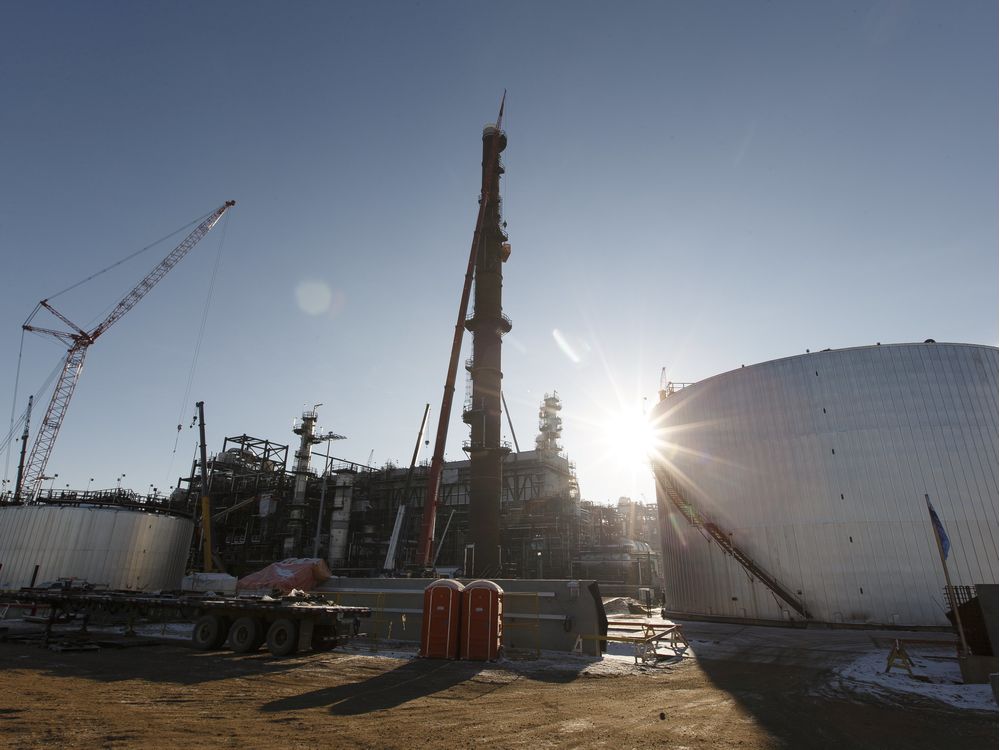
[311,622,339,652]
[192,614,230,650]
[266,618,299,656]
[228,616,265,653]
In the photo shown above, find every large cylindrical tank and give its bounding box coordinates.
[0,503,193,590]
[651,342,998,627]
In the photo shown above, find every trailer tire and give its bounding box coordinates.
[192,614,230,650]
[311,622,339,652]
[228,616,265,653]
[266,618,300,656]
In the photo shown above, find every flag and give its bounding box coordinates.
[925,496,951,560]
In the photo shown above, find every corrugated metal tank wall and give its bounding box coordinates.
[652,342,998,627]
[0,505,193,590]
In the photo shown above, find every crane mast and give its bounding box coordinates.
[20,201,235,502]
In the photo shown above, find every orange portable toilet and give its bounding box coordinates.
[460,579,503,661]
[420,579,465,659]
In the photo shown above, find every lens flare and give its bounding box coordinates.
[552,329,591,364]
[601,406,656,473]
[295,280,332,316]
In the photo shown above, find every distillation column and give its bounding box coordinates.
[285,408,319,556]
[462,124,511,576]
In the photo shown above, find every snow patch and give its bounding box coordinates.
[832,649,996,712]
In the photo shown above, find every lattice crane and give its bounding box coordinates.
[19,200,236,502]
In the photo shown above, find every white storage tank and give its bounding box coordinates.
[0,503,193,591]
[651,342,998,627]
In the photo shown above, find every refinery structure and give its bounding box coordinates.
[0,107,996,649]
[3,7,999,743]
[190,394,661,587]
[0,393,662,595]
[0,109,663,599]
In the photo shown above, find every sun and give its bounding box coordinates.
[602,407,657,472]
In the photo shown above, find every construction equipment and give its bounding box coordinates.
[657,370,692,402]
[0,585,371,656]
[416,93,507,568]
[18,201,235,502]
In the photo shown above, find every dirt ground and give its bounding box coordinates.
[0,633,996,750]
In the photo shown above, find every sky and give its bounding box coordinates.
[0,0,996,506]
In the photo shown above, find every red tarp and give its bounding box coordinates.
[236,558,332,594]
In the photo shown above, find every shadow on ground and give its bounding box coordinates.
[261,658,486,715]
[0,636,324,686]
[695,656,997,750]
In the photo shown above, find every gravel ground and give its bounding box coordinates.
[0,617,996,750]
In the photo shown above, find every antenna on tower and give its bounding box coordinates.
[496,89,506,130]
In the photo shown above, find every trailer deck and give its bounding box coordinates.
[0,585,372,656]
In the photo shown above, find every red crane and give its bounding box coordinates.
[19,200,236,502]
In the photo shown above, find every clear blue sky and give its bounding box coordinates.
[1,0,996,505]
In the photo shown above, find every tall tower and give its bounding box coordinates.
[285,407,320,556]
[535,392,563,455]
[462,123,511,576]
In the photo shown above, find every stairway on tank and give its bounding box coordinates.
[658,474,812,620]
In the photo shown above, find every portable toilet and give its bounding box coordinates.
[460,579,503,661]
[420,579,465,659]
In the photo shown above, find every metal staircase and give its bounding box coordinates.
[659,473,812,620]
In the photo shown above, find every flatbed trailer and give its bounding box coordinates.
[0,586,372,657]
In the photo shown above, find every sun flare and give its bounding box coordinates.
[602,407,657,472]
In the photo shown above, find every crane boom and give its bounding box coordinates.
[90,202,234,341]
[20,200,236,502]
[19,344,89,502]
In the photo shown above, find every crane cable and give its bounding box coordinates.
[5,208,228,496]
[2,336,66,479]
[2,330,26,484]
[5,210,215,487]
[48,211,213,305]
[0,212,211,479]
[18,211,213,336]
[165,210,231,482]
[2,356,75,452]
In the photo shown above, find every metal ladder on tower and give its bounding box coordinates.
[659,472,812,620]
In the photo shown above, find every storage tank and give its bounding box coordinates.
[0,503,193,590]
[651,342,998,627]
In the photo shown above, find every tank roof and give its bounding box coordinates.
[662,341,998,400]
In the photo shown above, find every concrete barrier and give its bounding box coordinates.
[316,578,607,657]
